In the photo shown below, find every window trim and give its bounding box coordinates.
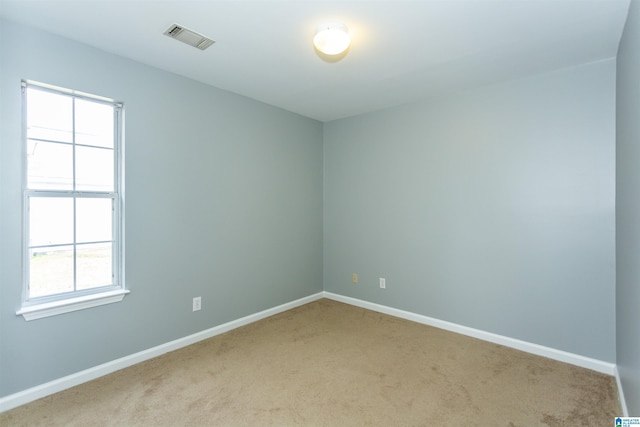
[16,289,130,321]
[18,80,127,320]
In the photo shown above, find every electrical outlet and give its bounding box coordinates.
[379,278,386,289]
[193,296,202,312]
[352,273,358,284]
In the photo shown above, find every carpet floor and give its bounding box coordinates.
[0,299,620,426]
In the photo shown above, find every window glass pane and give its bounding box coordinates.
[75,99,114,148]
[23,83,123,306]
[75,146,114,192]
[27,140,73,190]
[29,197,73,247]
[76,243,112,290]
[27,88,72,143]
[29,246,74,298]
[76,198,112,243]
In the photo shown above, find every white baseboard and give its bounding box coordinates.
[323,292,617,376]
[0,291,620,414]
[0,292,324,413]
[615,366,629,416]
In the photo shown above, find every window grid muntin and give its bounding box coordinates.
[22,81,123,306]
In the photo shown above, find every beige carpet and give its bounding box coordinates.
[0,299,620,426]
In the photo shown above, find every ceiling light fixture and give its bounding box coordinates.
[313,23,351,55]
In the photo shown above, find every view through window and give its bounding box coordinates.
[23,82,123,304]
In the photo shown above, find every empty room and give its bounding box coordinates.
[0,0,638,425]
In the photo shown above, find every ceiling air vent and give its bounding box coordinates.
[163,24,215,50]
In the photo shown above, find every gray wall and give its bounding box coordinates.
[0,19,323,397]
[0,12,625,402]
[324,60,616,362]
[616,0,640,414]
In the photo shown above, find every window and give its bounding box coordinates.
[17,81,127,320]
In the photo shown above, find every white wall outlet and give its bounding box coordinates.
[379,278,386,289]
[352,273,359,284]
[192,296,202,312]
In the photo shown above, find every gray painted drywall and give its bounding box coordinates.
[616,0,640,414]
[0,11,625,403]
[324,60,616,362]
[0,19,323,397]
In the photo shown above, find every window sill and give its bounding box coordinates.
[16,289,130,321]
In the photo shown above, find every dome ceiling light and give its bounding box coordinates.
[313,22,351,55]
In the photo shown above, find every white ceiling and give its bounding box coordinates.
[0,0,631,122]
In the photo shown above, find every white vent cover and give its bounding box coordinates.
[164,24,215,50]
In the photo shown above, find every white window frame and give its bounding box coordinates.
[17,81,128,321]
